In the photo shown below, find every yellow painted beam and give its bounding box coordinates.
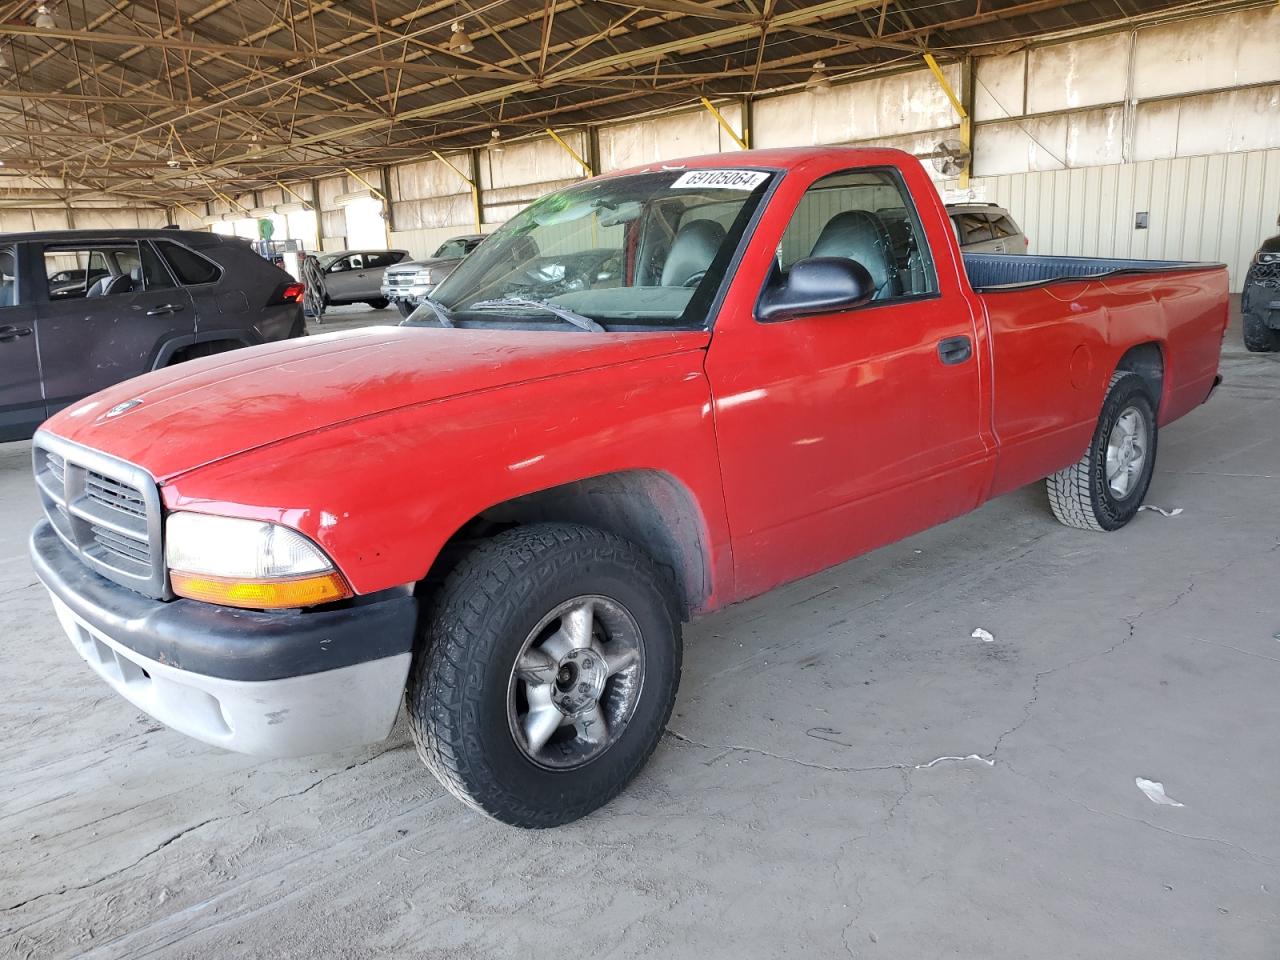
[546,127,593,176]
[699,96,748,150]
[343,166,387,203]
[275,180,314,208]
[431,150,482,232]
[171,200,204,223]
[923,52,967,120]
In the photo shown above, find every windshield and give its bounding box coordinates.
[424,168,774,331]
[432,238,470,259]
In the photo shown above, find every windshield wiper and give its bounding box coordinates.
[405,297,453,328]
[467,297,605,333]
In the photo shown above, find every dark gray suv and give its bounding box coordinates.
[0,229,305,442]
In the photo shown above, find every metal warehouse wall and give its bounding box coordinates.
[0,205,167,233]
[163,6,1278,291]
[949,149,1280,291]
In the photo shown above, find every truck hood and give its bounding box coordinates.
[43,326,710,482]
[385,256,458,275]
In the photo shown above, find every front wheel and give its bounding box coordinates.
[1243,311,1280,352]
[1047,371,1158,531]
[367,297,390,310]
[395,300,416,319]
[407,524,682,828]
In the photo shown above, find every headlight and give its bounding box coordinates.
[1257,252,1279,264]
[165,513,351,609]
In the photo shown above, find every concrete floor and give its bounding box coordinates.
[2,302,1277,959]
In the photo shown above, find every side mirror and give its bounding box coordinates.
[757,256,876,323]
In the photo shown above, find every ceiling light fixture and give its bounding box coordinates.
[447,21,474,55]
[489,128,504,153]
[34,4,55,29]
[806,61,832,94]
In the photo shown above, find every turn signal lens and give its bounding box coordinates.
[170,571,351,609]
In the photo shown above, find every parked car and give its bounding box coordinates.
[29,148,1227,828]
[1242,216,1280,352]
[381,234,485,317]
[947,202,1029,253]
[0,229,304,443]
[316,249,410,309]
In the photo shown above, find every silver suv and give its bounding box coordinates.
[381,234,485,318]
[317,249,410,309]
[947,203,1028,254]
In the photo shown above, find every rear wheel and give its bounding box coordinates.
[1047,371,1157,531]
[1242,311,1279,352]
[407,524,682,828]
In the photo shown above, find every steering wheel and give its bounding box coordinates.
[682,270,707,288]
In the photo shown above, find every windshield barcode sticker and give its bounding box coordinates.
[670,170,769,190]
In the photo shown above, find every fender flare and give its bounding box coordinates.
[149,328,259,370]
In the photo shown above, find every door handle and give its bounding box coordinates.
[937,335,972,365]
[145,303,185,316]
[0,325,32,343]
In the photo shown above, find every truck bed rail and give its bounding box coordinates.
[964,253,1223,292]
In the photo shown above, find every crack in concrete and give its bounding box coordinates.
[1002,762,1278,867]
[1191,637,1280,664]
[1,744,407,917]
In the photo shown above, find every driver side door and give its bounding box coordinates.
[325,253,363,301]
[706,166,990,599]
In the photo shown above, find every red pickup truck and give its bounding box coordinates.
[30,148,1227,827]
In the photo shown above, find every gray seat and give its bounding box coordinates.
[86,274,133,298]
[661,218,726,287]
[809,210,901,300]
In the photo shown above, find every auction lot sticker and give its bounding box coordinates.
[671,169,769,190]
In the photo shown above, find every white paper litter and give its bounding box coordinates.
[1135,777,1184,807]
[1139,505,1184,517]
[971,628,995,643]
[915,754,995,769]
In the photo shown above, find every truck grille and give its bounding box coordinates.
[383,272,429,290]
[1248,262,1280,287]
[33,434,168,599]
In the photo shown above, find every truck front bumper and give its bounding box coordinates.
[382,282,434,303]
[30,521,417,758]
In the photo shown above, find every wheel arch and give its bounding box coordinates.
[150,330,255,369]
[424,469,713,620]
[1114,341,1165,411]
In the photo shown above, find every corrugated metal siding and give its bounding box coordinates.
[951,148,1280,291]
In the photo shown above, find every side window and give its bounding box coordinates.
[114,247,142,283]
[140,242,176,290]
[155,240,221,285]
[776,167,936,300]
[44,246,137,300]
[955,213,994,244]
[364,253,390,269]
[990,215,1020,239]
[0,247,16,307]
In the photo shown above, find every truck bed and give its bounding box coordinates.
[964,252,1222,291]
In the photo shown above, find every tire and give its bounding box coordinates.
[395,301,416,319]
[1242,311,1280,352]
[368,298,390,310]
[407,523,682,828]
[1047,371,1157,532]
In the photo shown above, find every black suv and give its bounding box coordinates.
[1243,218,1280,352]
[1,229,305,442]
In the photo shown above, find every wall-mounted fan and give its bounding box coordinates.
[919,139,972,177]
